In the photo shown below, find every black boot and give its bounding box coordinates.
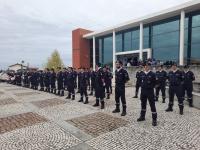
[51,89,53,93]
[189,98,193,107]
[57,90,60,96]
[78,97,83,102]
[162,98,165,103]
[61,90,64,96]
[93,99,99,107]
[121,105,127,116]
[155,96,158,102]
[133,94,138,98]
[106,93,110,99]
[101,100,105,109]
[152,113,157,126]
[137,110,146,122]
[179,105,184,115]
[84,97,89,104]
[165,105,173,112]
[72,95,75,100]
[112,104,120,113]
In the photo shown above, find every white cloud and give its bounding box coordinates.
[0,0,191,69]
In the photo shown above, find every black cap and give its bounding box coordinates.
[143,62,151,67]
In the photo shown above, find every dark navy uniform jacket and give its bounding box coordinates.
[79,72,89,87]
[136,71,142,85]
[155,70,167,86]
[140,71,156,89]
[183,71,195,87]
[167,70,184,87]
[115,68,130,87]
[95,68,105,88]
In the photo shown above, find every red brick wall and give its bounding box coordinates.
[72,28,92,69]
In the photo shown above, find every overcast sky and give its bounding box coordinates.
[0,0,191,69]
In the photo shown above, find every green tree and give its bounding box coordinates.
[46,49,64,71]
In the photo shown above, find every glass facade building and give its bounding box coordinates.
[84,2,200,70]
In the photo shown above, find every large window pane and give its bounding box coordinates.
[192,14,200,27]
[124,31,132,51]
[153,46,179,62]
[152,31,179,48]
[116,33,123,52]
[103,36,113,66]
[153,19,179,35]
[191,43,200,64]
[191,26,200,43]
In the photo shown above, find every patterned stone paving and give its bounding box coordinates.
[37,102,98,121]
[14,92,40,97]
[0,91,4,95]
[0,122,82,150]
[0,83,199,150]
[0,112,47,134]
[31,98,67,108]
[0,98,17,106]
[6,88,28,91]
[67,112,129,137]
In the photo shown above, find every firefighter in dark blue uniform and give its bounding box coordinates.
[155,65,167,103]
[63,68,68,92]
[66,67,76,100]
[93,63,105,109]
[57,67,64,96]
[133,66,143,98]
[39,70,44,91]
[183,65,195,107]
[137,63,157,126]
[103,66,113,99]
[34,71,39,90]
[23,71,29,87]
[166,63,185,115]
[50,68,56,94]
[78,68,89,104]
[89,67,96,96]
[44,68,51,92]
[112,60,130,116]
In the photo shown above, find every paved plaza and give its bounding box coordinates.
[0,82,199,150]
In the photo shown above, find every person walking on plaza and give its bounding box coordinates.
[133,66,143,98]
[165,63,185,115]
[78,68,89,104]
[57,67,64,96]
[137,63,157,126]
[112,60,130,116]
[155,65,167,103]
[93,63,105,109]
[183,65,195,107]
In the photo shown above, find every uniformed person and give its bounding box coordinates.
[137,63,157,126]
[166,63,185,115]
[39,70,44,91]
[103,66,113,99]
[23,71,29,87]
[89,67,96,96]
[155,65,167,103]
[57,67,64,96]
[78,68,89,104]
[112,60,130,116]
[66,67,76,100]
[93,63,105,109]
[44,68,51,92]
[183,65,195,107]
[50,68,56,94]
[133,66,143,98]
[76,68,81,93]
